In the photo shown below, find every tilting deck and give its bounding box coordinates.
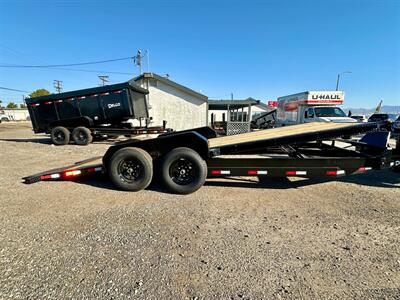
[208,122,378,154]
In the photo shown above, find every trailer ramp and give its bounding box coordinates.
[22,156,104,184]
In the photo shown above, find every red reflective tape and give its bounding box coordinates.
[114,90,122,94]
[211,170,221,175]
[40,175,51,180]
[91,94,98,97]
[86,167,102,173]
[44,101,52,105]
[286,170,296,176]
[247,170,257,175]
[100,92,109,96]
[358,166,366,172]
[31,103,40,107]
[326,170,337,176]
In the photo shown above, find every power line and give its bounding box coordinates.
[48,67,133,75]
[0,57,134,68]
[0,86,31,93]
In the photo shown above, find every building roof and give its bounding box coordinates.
[132,72,208,101]
[208,98,260,110]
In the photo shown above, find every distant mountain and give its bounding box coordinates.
[344,105,400,116]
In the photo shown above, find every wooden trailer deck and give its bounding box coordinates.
[208,122,367,148]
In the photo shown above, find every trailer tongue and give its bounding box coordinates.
[23,122,399,194]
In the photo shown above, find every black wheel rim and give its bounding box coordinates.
[54,130,65,142]
[118,159,144,183]
[169,158,197,185]
[77,130,87,143]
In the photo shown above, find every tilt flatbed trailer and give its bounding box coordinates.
[23,122,400,194]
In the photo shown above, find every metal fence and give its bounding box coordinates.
[226,122,250,135]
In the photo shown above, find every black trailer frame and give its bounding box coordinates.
[23,122,400,194]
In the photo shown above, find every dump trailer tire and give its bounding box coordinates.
[160,147,207,194]
[108,147,153,192]
[51,126,70,145]
[72,126,93,145]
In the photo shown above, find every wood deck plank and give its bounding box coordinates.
[208,122,357,148]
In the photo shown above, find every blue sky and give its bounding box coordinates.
[0,0,399,107]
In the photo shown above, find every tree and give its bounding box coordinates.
[29,89,51,98]
[20,103,27,109]
[6,102,18,109]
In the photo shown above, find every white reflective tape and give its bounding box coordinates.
[257,170,268,175]
[296,171,307,175]
[364,167,372,171]
[336,170,345,175]
[390,162,394,167]
[220,170,230,175]
[51,173,60,179]
[94,167,102,172]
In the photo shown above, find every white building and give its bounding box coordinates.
[132,73,208,131]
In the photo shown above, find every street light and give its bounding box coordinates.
[336,71,352,91]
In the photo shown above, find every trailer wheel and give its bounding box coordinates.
[160,147,207,194]
[51,126,70,145]
[72,127,93,145]
[108,147,153,191]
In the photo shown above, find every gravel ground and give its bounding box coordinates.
[0,122,399,299]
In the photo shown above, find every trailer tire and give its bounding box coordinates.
[108,147,153,191]
[51,126,70,145]
[72,127,93,145]
[160,147,207,194]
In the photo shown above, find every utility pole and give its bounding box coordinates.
[98,75,109,86]
[135,50,142,74]
[145,49,150,72]
[231,93,234,100]
[336,71,352,91]
[53,80,63,93]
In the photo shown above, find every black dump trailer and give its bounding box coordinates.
[23,122,400,194]
[26,81,169,145]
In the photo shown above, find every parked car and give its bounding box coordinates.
[350,115,367,123]
[368,113,398,123]
[0,114,10,122]
[368,113,398,130]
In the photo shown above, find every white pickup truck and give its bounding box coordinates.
[276,91,356,126]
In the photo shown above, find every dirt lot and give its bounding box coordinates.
[0,122,399,299]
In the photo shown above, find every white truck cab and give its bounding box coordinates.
[277,91,356,125]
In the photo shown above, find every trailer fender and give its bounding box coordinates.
[102,131,210,170]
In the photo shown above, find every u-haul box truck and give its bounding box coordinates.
[277,91,356,125]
